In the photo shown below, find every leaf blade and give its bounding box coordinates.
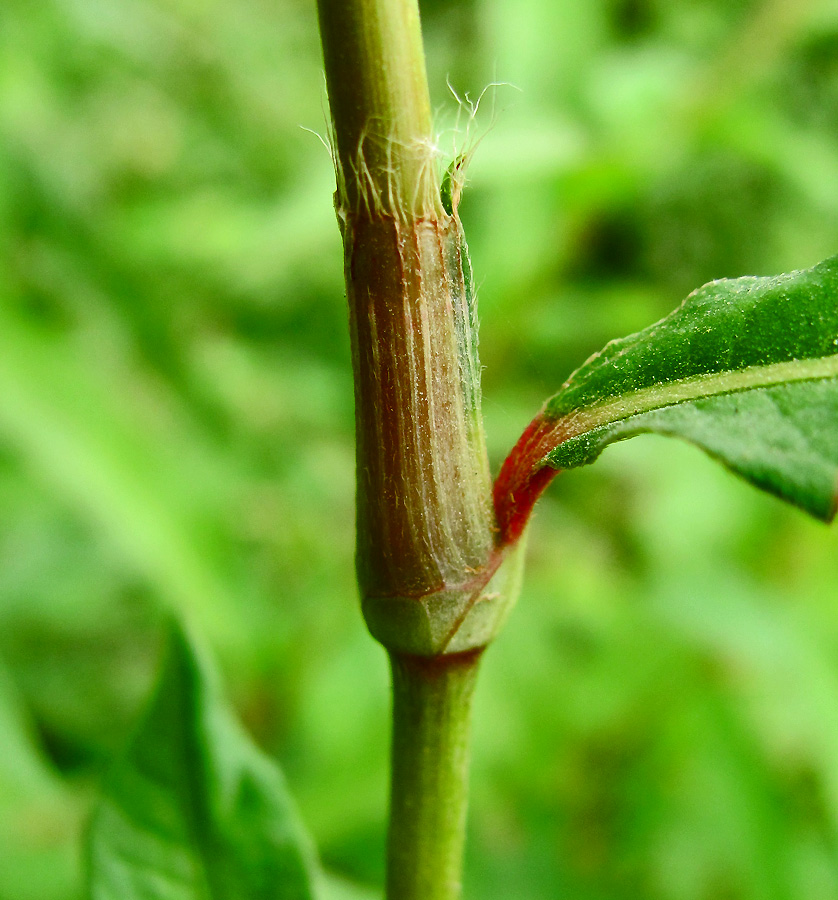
[87,626,319,900]
[495,256,838,542]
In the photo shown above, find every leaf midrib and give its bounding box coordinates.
[553,352,838,447]
[173,663,217,900]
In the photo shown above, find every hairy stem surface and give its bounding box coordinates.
[316,2,499,896]
[316,0,438,216]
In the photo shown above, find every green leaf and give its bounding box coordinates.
[495,256,838,542]
[87,625,319,900]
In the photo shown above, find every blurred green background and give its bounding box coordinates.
[3,0,838,897]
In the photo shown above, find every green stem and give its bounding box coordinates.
[315,2,495,894]
[386,650,482,900]
[316,0,437,215]
[316,0,496,626]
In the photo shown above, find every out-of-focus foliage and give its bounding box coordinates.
[89,626,319,900]
[2,0,838,898]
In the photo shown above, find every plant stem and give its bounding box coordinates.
[316,0,437,215]
[316,1,499,895]
[387,650,482,900]
[316,0,495,633]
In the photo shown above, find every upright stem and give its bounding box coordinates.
[316,2,501,896]
[316,0,496,642]
[316,0,437,215]
[387,651,482,900]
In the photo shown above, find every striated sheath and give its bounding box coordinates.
[318,0,519,656]
[341,204,497,647]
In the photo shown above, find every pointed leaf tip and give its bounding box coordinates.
[87,624,319,900]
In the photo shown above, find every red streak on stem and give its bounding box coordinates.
[438,411,572,650]
[493,413,567,547]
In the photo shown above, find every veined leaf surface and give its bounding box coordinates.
[87,626,319,900]
[495,256,838,544]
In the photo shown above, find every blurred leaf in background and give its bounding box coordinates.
[2,0,838,898]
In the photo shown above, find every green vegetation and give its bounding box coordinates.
[495,257,838,541]
[3,0,838,898]
[88,626,319,899]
